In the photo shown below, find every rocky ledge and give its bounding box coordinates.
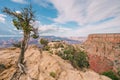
[0,45,111,80]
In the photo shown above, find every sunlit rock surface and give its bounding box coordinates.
[0,45,111,80]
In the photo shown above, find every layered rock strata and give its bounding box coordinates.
[84,33,120,73]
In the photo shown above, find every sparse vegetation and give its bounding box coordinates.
[41,40,89,69]
[40,38,49,50]
[44,46,50,51]
[0,64,6,72]
[40,38,49,46]
[58,45,74,60]
[57,43,89,69]
[12,41,21,48]
[72,51,89,69]
[54,42,64,49]
[102,71,119,80]
[40,38,89,69]
[50,72,56,78]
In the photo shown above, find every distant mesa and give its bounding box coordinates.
[85,33,120,43]
[0,36,86,48]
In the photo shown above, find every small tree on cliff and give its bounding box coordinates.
[40,38,48,47]
[40,38,49,50]
[2,5,39,80]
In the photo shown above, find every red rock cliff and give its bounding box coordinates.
[84,33,120,73]
[86,33,120,43]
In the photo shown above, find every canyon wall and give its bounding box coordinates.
[86,33,120,43]
[84,33,120,73]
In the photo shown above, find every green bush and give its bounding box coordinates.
[58,45,74,60]
[0,64,6,72]
[59,44,64,48]
[40,38,48,46]
[44,46,50,51]
[72,51,89,69]
[40,38,49,50]
[102,71,119,80]
[50,72,56,78]
[58,45,89,69]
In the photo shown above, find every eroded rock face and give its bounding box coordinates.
[84,33,120,73]
[0,45,111,80]
[86,34,120,43]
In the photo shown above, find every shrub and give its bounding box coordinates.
[58,45,89,69]
[40,38,48,46]
[44,46,50,51]
[56,43,64,48]
[72,51,89,69]
[59,44,64,48]
[102,71,119,80]
[0,64,6,72]
[40,38,49,50]
[12,41,21,48]
[50,72,56,78]
[58,45,74,60]
[0,64,6,69]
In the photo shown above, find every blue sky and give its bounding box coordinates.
[0,0,120,37]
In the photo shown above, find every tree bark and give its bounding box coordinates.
[18,43,25,64]
[18,36,26,64]
[10,33,30,80]
[18,32,30,64]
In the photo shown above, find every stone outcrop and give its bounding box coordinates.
[84,33,120,73]
[0,45,111,80]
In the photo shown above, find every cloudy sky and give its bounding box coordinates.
[0,0,120,37]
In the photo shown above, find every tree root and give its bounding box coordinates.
[10,63,26,80]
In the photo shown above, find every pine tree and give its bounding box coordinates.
[2,5,39,80]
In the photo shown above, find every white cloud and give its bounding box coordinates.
[0,14,6,23]
[16,11,21,14]
[5,0,120,36]
[76,16,120,36]
[11,0,27,4]
[47,0,120,25]
[36,0,120,36]
[31,21,72,36]
[39,24,71,33]
[49,0,85,24]
[86,0,120,24]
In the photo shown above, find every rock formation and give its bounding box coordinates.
[0,45,111,80]
[84,33,120,73]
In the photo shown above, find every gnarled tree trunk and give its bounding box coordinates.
[10,33,30,80]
